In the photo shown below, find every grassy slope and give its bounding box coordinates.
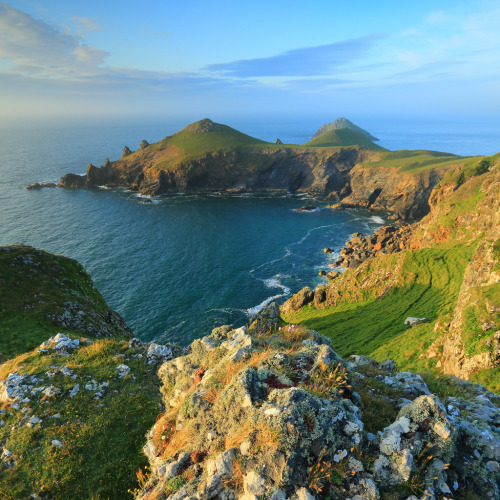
[0,245,125,359]
[0,338,161,499]
[123,119,270,172]
[0,245,162,499]
[360,149,469,173]
[283,157,499,391]
[303,127,385,150]
[283,243,473,373]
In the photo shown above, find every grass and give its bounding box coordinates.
[120,118,270,172]
[303,127,385,150]
[361,149,467,174]
[0,338,162,499]
[283,243,473,373]
[0,245,128,359]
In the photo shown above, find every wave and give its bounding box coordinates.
[249,248,292,273]
[370,215,385,224]
[246,274,292,317]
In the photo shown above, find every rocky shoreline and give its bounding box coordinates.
[51,119,459,220]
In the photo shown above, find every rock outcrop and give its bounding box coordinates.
[137,315,500,500]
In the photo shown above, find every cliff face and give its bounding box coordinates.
[341,164,446,219]
[281,158,500,389]
[57,144,453,220]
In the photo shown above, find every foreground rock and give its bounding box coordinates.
[136,312,500,500]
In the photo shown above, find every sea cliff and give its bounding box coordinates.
[3,141,499,499]
[57,119,465,220]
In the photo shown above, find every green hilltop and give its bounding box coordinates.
[312,117,379,141]
[303,127,385,150]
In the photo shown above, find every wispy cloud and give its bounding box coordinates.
[71,17,104,38]
[0,3,107,77]
[205,35,384,78]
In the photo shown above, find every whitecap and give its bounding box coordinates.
[370,215,385,224]
[246,293,285,317]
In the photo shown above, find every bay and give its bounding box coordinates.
[1,115,498,344]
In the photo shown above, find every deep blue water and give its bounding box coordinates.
[1,116,499,344]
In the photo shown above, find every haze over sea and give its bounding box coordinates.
[1,115,499,345]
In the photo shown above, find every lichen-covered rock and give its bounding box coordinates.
[137,323,500,500]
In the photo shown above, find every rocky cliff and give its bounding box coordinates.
[135,315,500,500]
[281,156,500,392]
[56,119,463,220]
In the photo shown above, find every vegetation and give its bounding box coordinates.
[0,337,162,499]
[0,245,129,359]
[303,127,385,150]
[361,149,467,173]
[283,243,473,373]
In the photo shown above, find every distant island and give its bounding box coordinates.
[311,117,379,141]
[55,118,467,220]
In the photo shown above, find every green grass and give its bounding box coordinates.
[122,118,270,171]
[283,243,474,373]
[361,149,467,173]
[303,127,384,150]
[438,153,500,188]
[0,338,161,499]
[0,245,128,359]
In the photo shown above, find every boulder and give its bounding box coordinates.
[405,317,427,327]
[281,287,314,314]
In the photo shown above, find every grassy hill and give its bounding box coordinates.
[121,118,270,172]
[0,245,131,359]
[312,117,379,141]
[303,127,385,150]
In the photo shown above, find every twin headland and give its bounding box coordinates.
[56,117,467,220]
[5,120,500,499]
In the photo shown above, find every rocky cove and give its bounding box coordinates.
[3,125,499,499]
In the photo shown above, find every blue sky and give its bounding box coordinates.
[1,0,500,121]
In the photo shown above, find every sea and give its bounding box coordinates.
[1,114,499,345]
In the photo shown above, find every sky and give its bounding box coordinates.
[1,0,500,122]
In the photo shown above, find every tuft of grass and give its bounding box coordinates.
[0,338,162,499]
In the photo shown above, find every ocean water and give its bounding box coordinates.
[1,115,498,345]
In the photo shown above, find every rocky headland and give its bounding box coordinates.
[3,146,499,499]
[55,118,466,220]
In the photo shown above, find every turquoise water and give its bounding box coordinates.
[1,116,498,344]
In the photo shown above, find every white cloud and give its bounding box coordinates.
[0,3,108,78]
[71,17,104,37]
